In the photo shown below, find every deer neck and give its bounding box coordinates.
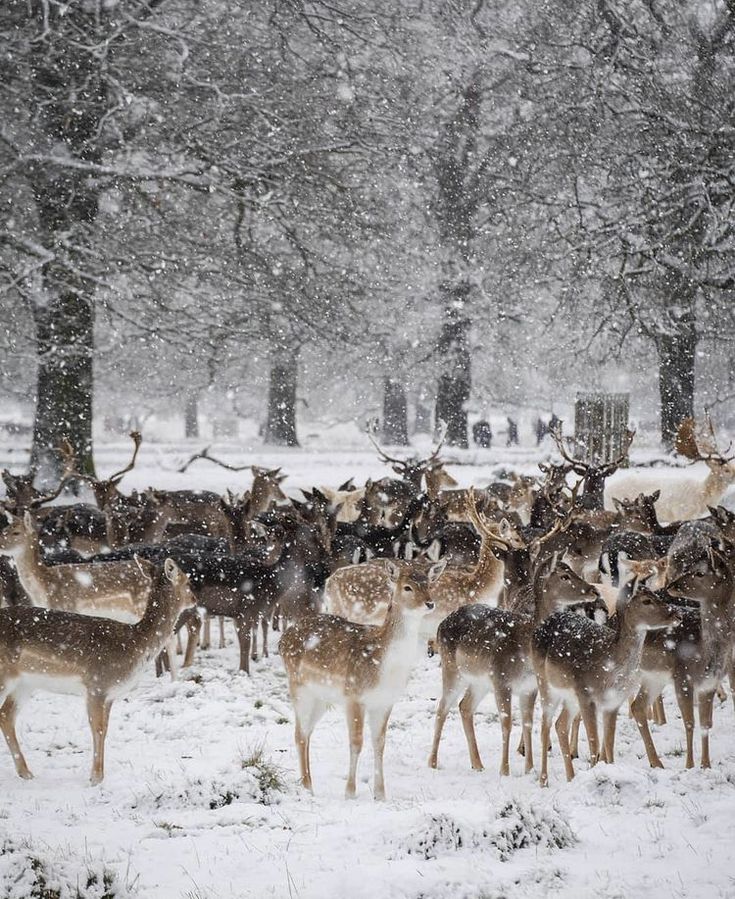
[467,536,505,601]
[699,579,734,646]
[375,600,426,661]
[610,613,648,677]
[704,464,735,505]
[12,532,49,606]
[132,582,181,658]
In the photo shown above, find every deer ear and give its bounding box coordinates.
[428,559,447,583]
[650,490,661,501]
[427,539,442,562]
[385,560,400,583]
[612,498,623,512]
[549,550,560,572]
[163,557,179,582]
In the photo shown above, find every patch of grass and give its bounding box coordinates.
[240,744,286,803]
[153,821,184,835]
[275,716,289,725]
[253,699,264,709]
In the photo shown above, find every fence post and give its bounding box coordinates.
[574,393,630,465]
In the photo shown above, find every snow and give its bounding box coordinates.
[1,444,733,899]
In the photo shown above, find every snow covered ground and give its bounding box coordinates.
[1,442,734,899]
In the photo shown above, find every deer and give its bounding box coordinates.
[549,422,635,513]
[325,490,522,640]
[0,558,196,784]
[631,547,734,770]
[532,583,682,785]
[0,511,154,618]
[428,553,600,775]
[318,478,365,523]
[280,559,445,800]
[608,417,735,523]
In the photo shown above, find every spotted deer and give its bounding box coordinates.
[429,554,600,775]
[280,560,445,800]
[533,585,682,785]
[0,512,153,620]
[0,559,195,784]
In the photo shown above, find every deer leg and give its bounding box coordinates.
[345,701,365,798]
[631,686,665,769]
[166,637,178,682]
[250,622,259,662]
[368,706,391,801]
[182,613,202,668]
[459,683,490,772]
[292,691,326,793]
[698,690,715,769]
[218,616,226,649]
[155,649,168,679]
[539,683,556,788]
[261,614,269,659]
[201,614,211,651]
[578,697,599,766]
[428,662,464,769]
[602,709,619,764]
[87,693,110,785]
[176,631,184,655]
[519,690,536,773]
[233,616,252,674]
[0,694,32,780]
[272,605,281,632]
[495,683,513,777]
[555,705,575,782]
[730,660,735,714]
[674,680,696,769]
[653,695,667,726]
[570,712,582,759]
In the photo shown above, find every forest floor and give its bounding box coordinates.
[1,441,734,899]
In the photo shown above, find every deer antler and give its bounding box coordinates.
[549,422,589,474]
[368,422,449,482]
[598,428,636,476]
[176,446,251,473]
[465,488,510,547]
[106,431,142,484]
[27,439,81,508]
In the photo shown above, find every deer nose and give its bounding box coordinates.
[425,600,435,610]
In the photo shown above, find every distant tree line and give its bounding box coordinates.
[1,0,733,479]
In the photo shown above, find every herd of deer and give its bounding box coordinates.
[1,419,735,800]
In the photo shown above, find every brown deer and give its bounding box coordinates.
[631,548,734,770]
[280,560,444,799]
[428,554,600,775]
[0,512,153,620]
[533,585,682,785]
[0,558,195,784]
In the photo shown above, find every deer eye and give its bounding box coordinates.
[403,585,413,593]
[642,598,653,605]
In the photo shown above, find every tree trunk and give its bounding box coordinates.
[265,348,299,447]
[435,291,471,448]
[184,393,199,439]
[382,378,409,445]
[658,313,696,449]
[30,295,95,484]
